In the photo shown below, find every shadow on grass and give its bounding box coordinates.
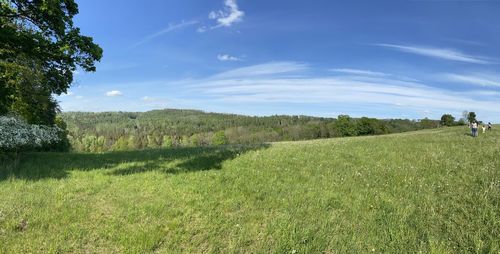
[0,144,270,181]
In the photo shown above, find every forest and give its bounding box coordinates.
[60,109,442,152]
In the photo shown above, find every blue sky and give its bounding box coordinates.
[58,0,500,122]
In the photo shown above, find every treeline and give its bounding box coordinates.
[60,109,440,152]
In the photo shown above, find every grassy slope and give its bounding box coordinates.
[0,126,499,253]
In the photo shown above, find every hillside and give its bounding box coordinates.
[1,126,499,253]
[60,109,439,152]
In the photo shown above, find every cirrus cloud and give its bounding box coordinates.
[376,44,492,64]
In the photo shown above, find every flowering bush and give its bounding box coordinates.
[0,116,62,152]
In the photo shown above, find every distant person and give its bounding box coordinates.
[488,122,492,131]
[471,121,478,137]
[482,125,486,134]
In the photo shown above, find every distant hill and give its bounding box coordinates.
[60,109,440,152]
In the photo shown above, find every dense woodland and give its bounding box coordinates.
[61,109,442,152]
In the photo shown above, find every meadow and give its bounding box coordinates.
[0,126,499,253]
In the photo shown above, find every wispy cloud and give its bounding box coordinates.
[174,62,500,115]
[376,44,491,64]
[58,62,500,120]
[209,0,245,28]
[444,73,500,87]
[217,54,242,61]
[212,61,309,79]
[330,68,390,77]
[446,38,485,47]
[141,96,169,108]
[132,20,198,47]
[106,90,123,97]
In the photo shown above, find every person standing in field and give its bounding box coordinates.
[482,125,486,134]
[471,121,478,137]
[488,122,492,131]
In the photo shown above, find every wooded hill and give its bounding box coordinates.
[60,109,440,152]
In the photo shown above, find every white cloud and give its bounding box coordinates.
[444,73,500,87]
[59,91,74,97]
[209,0,244,28]
[376,44,491,64]
[142,96,157,102]
[132,20,198,47]
[217,54,241,61]
[141,96,169,109]
[330,68,389,77]
[212,61,309,79]
[106,90,123,97]
[174,62,500,116]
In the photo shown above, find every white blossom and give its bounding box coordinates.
[0,116,62,151]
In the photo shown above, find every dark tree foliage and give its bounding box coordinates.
[467,112,477,123]
[0,0,102,124]
[357,117,388,135]
[440,114,456,126]
[334,115,358,137]
[420,118,440,129]
[60,109,441,152]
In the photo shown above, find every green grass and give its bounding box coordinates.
[1,126,499,253]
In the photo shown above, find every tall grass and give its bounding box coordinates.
[0,126,498,253]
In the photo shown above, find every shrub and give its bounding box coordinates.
[0,116,62,152]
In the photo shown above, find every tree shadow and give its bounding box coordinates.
[0,144,270,181]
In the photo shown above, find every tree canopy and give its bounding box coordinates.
[59,109,440,152]
[0,0,102,124]
[467,112,477,123]
[440,114,455,126]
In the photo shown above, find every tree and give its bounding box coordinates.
[0,0,102,124]
[212,131,228,145]
[127,135,137,150]
[112,137,129,151]
[357,117,379,135]
[419,118,439,129]
[51,115,70,151]
[440,114,455,126]
[162,135,173,148]
[81,135,97,152]
[462,111,469,122]
[334,115,357,137]
[146,135,159,149]
[467,112,477,123]
[190,134,200,146]
[457,118,466,126]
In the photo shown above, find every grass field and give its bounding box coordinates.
[1,126,499,253]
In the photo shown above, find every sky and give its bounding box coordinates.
[58,0,500,122]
